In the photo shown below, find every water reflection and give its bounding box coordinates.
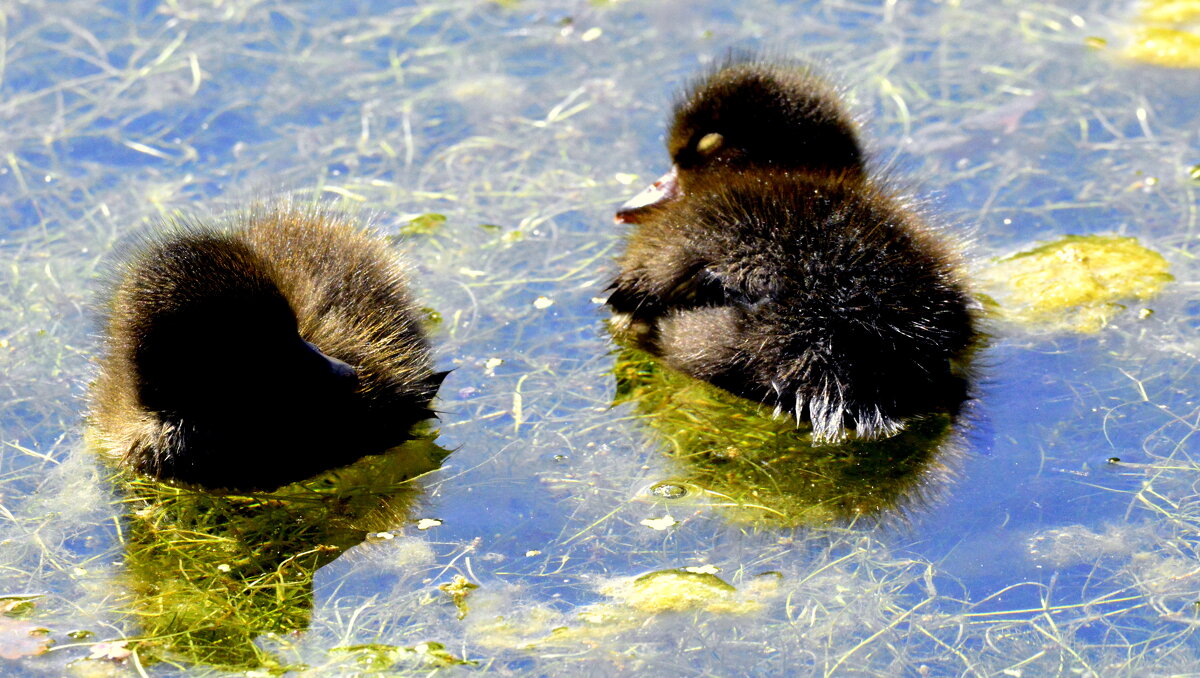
[112,436,450,670]
[614,347,967,527]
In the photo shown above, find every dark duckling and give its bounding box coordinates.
[90,206,444,490]
[608,60,979,443]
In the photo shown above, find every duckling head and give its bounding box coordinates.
[120,233,359,433]
[92,210,446,490]
[618,60,865,224]
[669,61,865,180]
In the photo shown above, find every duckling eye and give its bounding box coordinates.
[696,132,724,155]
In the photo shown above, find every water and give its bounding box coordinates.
[1,0,1199,675]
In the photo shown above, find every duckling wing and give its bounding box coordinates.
[607,257,733,318]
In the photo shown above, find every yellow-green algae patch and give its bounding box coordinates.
[471,569,777,649]
[982,235,1172,333]
[1123,0,1200,67]
[1126,27,1200,67]
[602,569,755,614]
[1140,0,1200,22]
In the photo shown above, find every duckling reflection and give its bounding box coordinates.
[614,348,962,527]
[90,205,445,490]
[118,435,449,670]
[610,59,980,443]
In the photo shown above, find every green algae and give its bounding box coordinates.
[438,575,480,620]
[398,213,448,236]
[983,235,1173,333]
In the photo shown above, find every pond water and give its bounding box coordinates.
[2,0,1199,675]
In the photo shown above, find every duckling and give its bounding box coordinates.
[609,59,979,443]
[90,206,444,490]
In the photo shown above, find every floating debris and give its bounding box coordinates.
[1126,27,1200,67]
[86,640,131,662]
[0,596,40,617]
[110,437,450,670]
[438,575,479,620]
[420,307,443,328]
[639,515,677,530]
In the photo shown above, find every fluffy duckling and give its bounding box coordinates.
[609,60,978,443]
[90,206,444,490]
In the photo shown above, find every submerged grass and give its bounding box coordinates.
[109,436,450,671]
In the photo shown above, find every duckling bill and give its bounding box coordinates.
[609,60,979,443]
[90,206,444,490]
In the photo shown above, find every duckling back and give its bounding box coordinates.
[90,207,442,490]
[612,171,976,442]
